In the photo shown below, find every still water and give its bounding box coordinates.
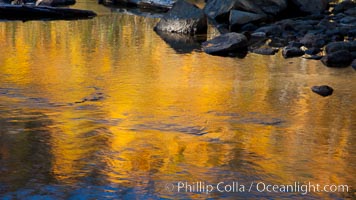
[0,1,355,199]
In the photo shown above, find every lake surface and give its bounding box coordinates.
[0,1,355,199]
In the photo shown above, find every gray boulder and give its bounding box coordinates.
[229,10,266,26]
[290,0,328,14]
[202,32,248,56]
[154,0,207,35]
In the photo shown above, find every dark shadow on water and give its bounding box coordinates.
[155,30,207,54]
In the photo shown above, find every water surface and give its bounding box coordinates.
[0,1,355,199]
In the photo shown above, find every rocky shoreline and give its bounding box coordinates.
[153,0,356,71]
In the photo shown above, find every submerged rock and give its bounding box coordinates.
[311,85,334,97]
[321,50,353,68]
[202,32,248,56]
[154,0,207,35]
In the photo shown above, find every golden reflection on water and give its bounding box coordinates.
[0,6,355,199]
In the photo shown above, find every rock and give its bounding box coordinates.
[154,0,207,35]
[321,50,353,68]
[325,41,356,54]
[311,85,333,97]
[268,37,288,47]
[305,47,321,55]
[302,54,323,60]
[137,0,175,9]
[252,47,279,55]
[203,0,236,19]
[202,32,248,56]
[352,59,356,70]
[203,0,287,20]
[0,5,96,20]
[155,30,205,53]
[106,0,175,9]
[36,0,75,6]
[300,34,326,48]
[282,46,304,58]
[340,16,356,24]
[345,7,356,16]
[290,0,328,14]
[333,0,356,14]
[254,24,282,37]
[229,10,266,26]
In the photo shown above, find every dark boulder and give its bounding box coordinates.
[333,0,356,14]
[229,10,266,26]
[252,47,279,55]
[340,16,356,24]
[203,0,287,20]
[352,59,356,70]
[254,24,282,37]
[154,0,207,35]
[290,0,328,14]
[321,50,353,68]
[202,32,248,56]
[36,0,75,6]
[305,47,321,55]
[345,7,356,16]
[325,41,356,54]
[311,85,333,97]
[299,33,325,48]
[105,0,175,9]
[282,46,304,58]
[234,0,287,16]
[155,30,205,54]
[203,0,236,19]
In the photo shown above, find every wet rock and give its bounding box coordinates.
[229,10,266,26]
[106,0,175,9]
[290,0,328,14]
[345,7,356,16]
[282,46,304,58]
[203,0,236,19]
[254,24,282,37]
[340,16,356,24]
[311,85,333,97]
[202,32,248,56]
[302,54,322,60]
[252,47,279,55]
[269,37,288,47]
[36,0,75,6]
[203,0,287,20]
[321,50,353,68]
[155,30,205,53]
[154,0,207,35]
[305,47,321,55]
[352,59,356,70]
[240,23,258,32]
[325,41,356,54]
[288,41,303,48]
[333,0,356,14]
[234,0,287,16]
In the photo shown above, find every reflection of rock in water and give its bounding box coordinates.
[155,30,206,54]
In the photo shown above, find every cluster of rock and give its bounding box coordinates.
[99,0,175,10]
[154,0,356,70]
